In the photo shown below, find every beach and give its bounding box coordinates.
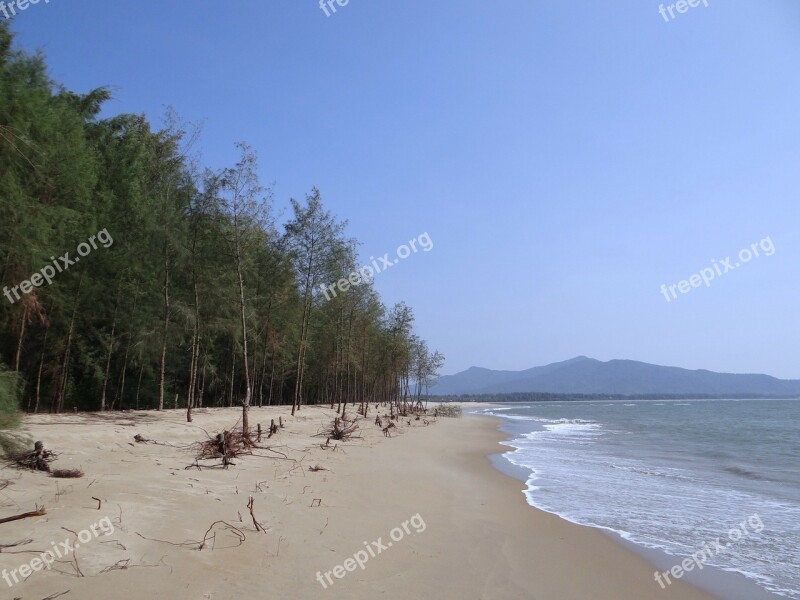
[0,406,721,599]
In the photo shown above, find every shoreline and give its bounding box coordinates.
[478,407,785,600]
[0,406,748,599]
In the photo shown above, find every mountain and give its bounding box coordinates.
[431,356,800,397]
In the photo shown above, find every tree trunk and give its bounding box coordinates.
[33,320,50,414]
[55,273,83,412]
[135,363,145,410]
[13,304,27,372]
[99,300,118,411]
[158,240,170,411]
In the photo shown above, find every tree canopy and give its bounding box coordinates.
[0,24,443,425]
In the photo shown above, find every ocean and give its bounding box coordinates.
[478,399,800,599]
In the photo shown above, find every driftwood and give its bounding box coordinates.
[0,505,46,525]
[133,434,183,448]
[315,417,359,441]
[9,441,57,472]
[188,426,292,469]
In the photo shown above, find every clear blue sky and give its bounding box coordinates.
[10,0,800,378]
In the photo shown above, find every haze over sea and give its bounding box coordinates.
[480,399,800,599]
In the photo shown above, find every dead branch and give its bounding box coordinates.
[99,539,127,551]
[247,496,267,533]
[98,559,131,574]
[133,434,186,448]
[199,521,246,550]
[41,592,70,600]
[9,441,57,472]
[314,417,359,441]
[188,426,293,468]
[0,505,46,525]
[136,521,246,551]
[0,538,32,551]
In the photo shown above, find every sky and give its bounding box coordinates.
[8,0,800,378]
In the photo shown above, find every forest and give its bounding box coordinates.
[0,24,443,430]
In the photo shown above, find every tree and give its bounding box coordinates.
[215,143,270,436]
[282,189,347,415]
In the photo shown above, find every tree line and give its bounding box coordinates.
[0,24,443,430]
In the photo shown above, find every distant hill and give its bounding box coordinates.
[431,356,800,397]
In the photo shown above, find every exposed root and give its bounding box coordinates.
[188,426,293,469]
[9,441,57,472]
[136,520,246,551]
[314,415,360,441]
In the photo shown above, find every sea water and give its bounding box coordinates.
[479,399,800,599]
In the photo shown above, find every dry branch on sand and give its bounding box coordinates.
[136,520,246,551]
[190,430,248,468]
[185,426,293,470]
[314,415,360,441]
[51,468,84,479]
[133,434,184,448]
[0,537,32,550]
[0,505,46,525]
[8,441,57,472]
[247,496,267,533]
[435,403,462,418]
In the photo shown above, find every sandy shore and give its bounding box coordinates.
[0,405,721,599]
